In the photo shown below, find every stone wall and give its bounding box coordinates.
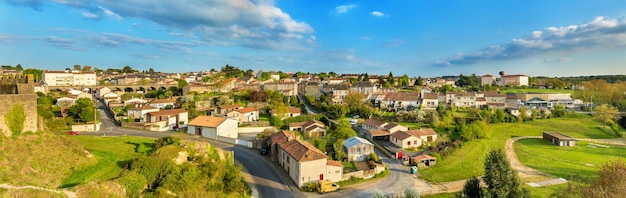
[0,77,37,136]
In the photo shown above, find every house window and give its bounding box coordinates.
[407,141,411,145]
[414,140,417,145]
[427,136,433,141]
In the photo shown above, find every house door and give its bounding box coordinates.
[195,127,202,135]
[319,174,324,180]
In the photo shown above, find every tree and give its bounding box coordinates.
[483,149,530,198]
[593,104,620,128]
[15,64,23,71]
[553,104,567,117]
[459,176,483,198]
[73,64,81,71]
[399,74,410,86]
[333,139,346,161]
[81,65,92,72]
[518,107,527,122]
[387,71,395,86]
[344,91,364,108]
[363,73,370,81]
[553,160,626,198]
[178,79,189,89]
[415,76,424,86]
[332,118,356,139]
[123,65,136,73]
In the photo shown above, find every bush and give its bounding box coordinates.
[370,152,381,164]
[300,182,318,192]
[153,136,182,150]
[117,171,147,198]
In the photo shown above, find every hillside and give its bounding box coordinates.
[0,132,93,197]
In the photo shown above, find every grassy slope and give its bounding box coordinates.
[0,132,92,189]
[422,183,568,198]
[419,113,620,182]
[62,136,155,188]
[515,138,626,181]
[499,88,574,94]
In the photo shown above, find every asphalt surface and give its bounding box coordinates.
[91,99,304,198]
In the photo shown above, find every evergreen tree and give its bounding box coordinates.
[483,149,530,198]
[460,176,483,198]
[415,76,424,86]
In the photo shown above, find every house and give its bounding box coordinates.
[543,132,577,146]
[123,98,148,105]
[389,128,438,149]
[420,93,439,109]
[271,106,301,118]
[262,82,298,96]
[289,120,326,137]
[102,92,120,104]
[56,97,76,106]
[276,139,343,187]
[127,105,160,120]
[217,104,243,115]
[350,81,377,95]
[144,109,188,130]
[481,74,496,86]
[42,70,96,86]
[500,74,529,86]
[235,107,259,123]
[343,137,375,162]
[361,119,387,131]
[268,130,298,162]
[148,98,176,109]
[95,87,112,99]
[187,116,238,139]
[379,92,420,111]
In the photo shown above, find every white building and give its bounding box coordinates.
[187,116,238,139]
[43,70,96,86]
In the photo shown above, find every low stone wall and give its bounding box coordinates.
[237,126,277,134]
[72,123,101,132]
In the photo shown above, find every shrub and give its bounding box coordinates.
[404,188,420,198]
[153,136,182,150]
[5,104,25,136]
[117,171,147,198]
[370,152,381,164]
[300,182,318,192]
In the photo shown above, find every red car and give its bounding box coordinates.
[67,131,80,135]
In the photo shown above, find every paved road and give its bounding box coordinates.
[92,99,303,198]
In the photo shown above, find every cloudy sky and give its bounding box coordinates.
[1,0,626,77]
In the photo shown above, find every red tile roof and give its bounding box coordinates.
[236,107,257,114]
[363,119,386,128]
[280,139,327,162]
[405,128,438,137]
[327,160,343,167]
[150,98,177,104]
[188,116,226,128]
[269,130,297,145]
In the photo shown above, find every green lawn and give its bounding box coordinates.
[259,113,270,121]
[515,138,626,181]
[61,136,155,187]
[396,122,430,130]
[419,113,621,182]
[499,88,574,94]
[421,183,567,198]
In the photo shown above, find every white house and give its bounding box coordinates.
[95,87,112,99]
[276,139,343,187]
[145,109,189,131]
[343,136,375,162]
[148,98,176,109]
[389,128,438,149]
[187,116,238,139]
[127,105,160,120]
[42,70,96,86]
[235,107,259,123]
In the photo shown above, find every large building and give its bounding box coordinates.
[500,74,529,86]
[43,70,96,86]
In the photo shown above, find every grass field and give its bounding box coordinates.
[499,88,574,94]
[422,183,567,198]
[61,136,155,188]
[419,113,621,182]
[396,122,430,130]
[515,138,626,181]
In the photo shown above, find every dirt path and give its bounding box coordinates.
[0,183,76,198]
[505,136,555,181]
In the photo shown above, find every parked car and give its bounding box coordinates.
[67,131,80,135]
[260,148,268,155]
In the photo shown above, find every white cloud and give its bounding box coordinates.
[81,11,99,19]
[10,0,316,50]
[370,11,386,17]
[335,4,356,15]
[433,16,626,66]
[98,6,122,20]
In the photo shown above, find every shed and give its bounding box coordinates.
[412,154,437,168]
[543,131,577,146]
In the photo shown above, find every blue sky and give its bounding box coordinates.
[1,0,626,77]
